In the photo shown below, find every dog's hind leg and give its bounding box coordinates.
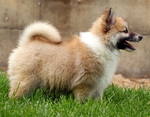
[9,74,40,98]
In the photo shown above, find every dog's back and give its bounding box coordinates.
[8,26,103,99]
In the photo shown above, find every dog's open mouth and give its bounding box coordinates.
[117,38,135,52]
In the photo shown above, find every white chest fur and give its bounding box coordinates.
[80,32,120,97]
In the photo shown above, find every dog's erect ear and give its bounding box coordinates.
[102,8,116,32]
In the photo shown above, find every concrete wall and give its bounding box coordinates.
[0,0,150,77]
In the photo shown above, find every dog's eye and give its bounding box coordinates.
[122,29,128,33]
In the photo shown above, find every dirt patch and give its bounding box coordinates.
[0,67,7,72]
[113,74,150,89]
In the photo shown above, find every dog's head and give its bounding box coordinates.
[91,8,143,52]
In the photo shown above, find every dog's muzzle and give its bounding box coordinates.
[117,33,143,52]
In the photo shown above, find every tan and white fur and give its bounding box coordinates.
[8,8,142,101]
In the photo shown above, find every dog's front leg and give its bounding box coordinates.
[72,84,93,102]
[88,89,104,100]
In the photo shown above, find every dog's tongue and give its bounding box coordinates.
[124,41,135,52]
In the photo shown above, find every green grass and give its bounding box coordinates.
[0,71,149,117]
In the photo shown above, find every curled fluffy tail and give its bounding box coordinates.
[19,22,61,46]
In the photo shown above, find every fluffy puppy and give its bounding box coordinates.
[8,8,142,101]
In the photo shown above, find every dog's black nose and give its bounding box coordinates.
[139,36,143,40]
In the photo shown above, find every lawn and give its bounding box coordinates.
[0,71,149,117]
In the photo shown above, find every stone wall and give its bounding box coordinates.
[0,0,150,77]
